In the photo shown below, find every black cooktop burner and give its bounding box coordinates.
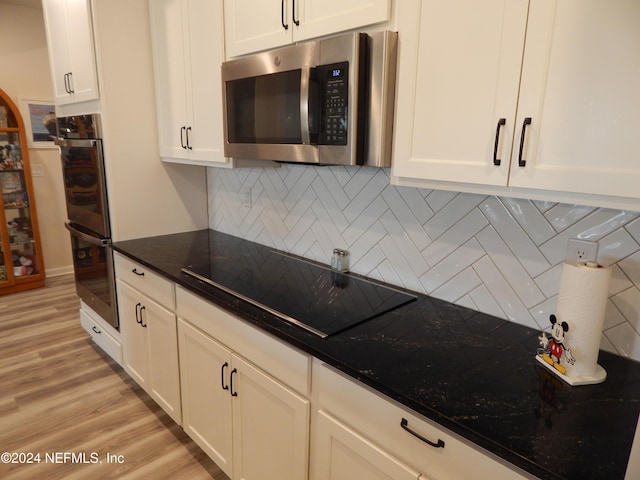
[182,250,415,338]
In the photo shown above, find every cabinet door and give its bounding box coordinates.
[185,0,226,163]
[314,411,420,480]
[117,279,150,389]
[224,0,392,58]
[178,319,234,478]
[64,0,99,103]
[42,0,98,105]
[508,0,640,199]
[118,279,181,424]
[294,0,391,43]
[41,0,72,104]
[224,0,292,57]
[145,296,181,424]
[150,0,227,164]
[391,0,529,186]
[232,354,310,480]
[149,0,190,160]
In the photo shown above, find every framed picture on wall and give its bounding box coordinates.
[18,98,57,149]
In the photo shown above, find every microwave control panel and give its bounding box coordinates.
[319,62,349,145]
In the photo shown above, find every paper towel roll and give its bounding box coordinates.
[555,260,611,379]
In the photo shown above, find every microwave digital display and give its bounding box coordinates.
[320,62,349,146]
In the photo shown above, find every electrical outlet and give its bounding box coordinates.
[566,238,598,263]
[241,187,252,208]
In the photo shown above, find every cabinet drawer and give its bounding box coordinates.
[114,252,174,310]
[80,307,122,365]
[176,286,310,397]
[316,363,531,480]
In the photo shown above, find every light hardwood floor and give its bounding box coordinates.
[0,274,229,480]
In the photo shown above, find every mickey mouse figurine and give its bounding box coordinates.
[538,314,575,375]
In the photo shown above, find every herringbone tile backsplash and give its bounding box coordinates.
[207,165,640,362]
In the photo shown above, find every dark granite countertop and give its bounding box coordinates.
[112,229,640,480]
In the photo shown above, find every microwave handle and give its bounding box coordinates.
[300,66,311,145]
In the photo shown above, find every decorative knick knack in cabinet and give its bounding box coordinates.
[0,88,45,294]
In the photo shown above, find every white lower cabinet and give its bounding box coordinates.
[231,354,310,480]
[314,410,420,480]
[117,279,181,424]
[114,269,533,479]
[312,363,530,480]
[176,287,311,480]
[177,318,233,472]
[115,253,181,425]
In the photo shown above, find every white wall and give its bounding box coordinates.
[88,0,208,241]
[0,3,72,276]
[208,164,640,363]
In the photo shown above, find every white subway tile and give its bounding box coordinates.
[618,251,640,288]
[544,203,596,232]
[419,238,484,292]
[424,193,485,240]
[479,197,550,276]
[469,285,506,319]
[476,226,545,308]
[597,228,639,267]
[422,209,488,265]
[604,322,640,360]
[501,197,556,245]
[472,256,537,328]
[431,267,481,303]
[611,286,640,332]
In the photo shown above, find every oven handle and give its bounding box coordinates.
[55,138,99,148]
[65,222,109,247]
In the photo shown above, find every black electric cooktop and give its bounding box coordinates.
[182,251,416,338]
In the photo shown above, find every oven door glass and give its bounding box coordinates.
[60,139,109,237]
[67,223,117,329]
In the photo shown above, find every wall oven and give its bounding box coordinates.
[56,114,117,329]
[222,31,398,166]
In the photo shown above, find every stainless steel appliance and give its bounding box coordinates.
[56,114,118,329]
[222,31,398,166]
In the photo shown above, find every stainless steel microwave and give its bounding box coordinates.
[222,31,398,166]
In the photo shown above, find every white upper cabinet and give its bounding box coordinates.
[41,0,99,105]
[508,0,640,198]
[392,0,640,202]
[224,0,392,57]
[149,0,227,165]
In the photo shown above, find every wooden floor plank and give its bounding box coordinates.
[0,275,228,479]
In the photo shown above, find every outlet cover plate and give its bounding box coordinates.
[566,238,598,263]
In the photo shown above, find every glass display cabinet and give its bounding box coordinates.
[0,88,45,294]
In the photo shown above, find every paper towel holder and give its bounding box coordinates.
[536,314,607,386]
